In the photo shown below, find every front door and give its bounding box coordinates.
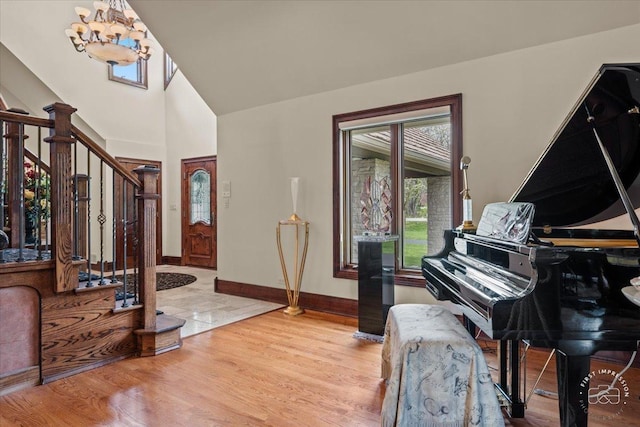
[181,156,217,268]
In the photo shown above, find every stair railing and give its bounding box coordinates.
[0,103,159,327]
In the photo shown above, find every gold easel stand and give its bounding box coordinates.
[276,214,309,316]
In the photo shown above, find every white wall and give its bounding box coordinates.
[0,45,106,147]
[163,70,217,257]
[217,24,640,303]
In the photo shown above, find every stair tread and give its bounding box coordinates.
[134,314,186,335]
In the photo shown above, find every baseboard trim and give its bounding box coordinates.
[0,365,40,396]
[42,354,131,384]
[162,256,182,266]
[215,278,357,318]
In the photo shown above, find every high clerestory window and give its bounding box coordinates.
[164,52,178,89]
[108,38,148,89]
[333,94,462,286]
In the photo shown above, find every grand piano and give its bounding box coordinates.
[422,63,640,427]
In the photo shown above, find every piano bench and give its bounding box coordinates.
[381,304,504,427]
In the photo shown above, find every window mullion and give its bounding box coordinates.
[390,123,402,271]
[342,129,352,267]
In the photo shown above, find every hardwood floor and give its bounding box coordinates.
[1,310,639,426]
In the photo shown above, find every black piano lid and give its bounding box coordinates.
[510,63,640,227]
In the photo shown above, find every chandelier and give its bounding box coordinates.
[65,0,153,66]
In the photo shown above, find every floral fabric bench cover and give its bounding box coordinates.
[381,304,504,427]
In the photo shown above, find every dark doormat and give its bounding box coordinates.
[114,272,197,300]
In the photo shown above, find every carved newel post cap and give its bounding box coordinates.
[134,165,160,174]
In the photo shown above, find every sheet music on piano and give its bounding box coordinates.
[475,202,535,244]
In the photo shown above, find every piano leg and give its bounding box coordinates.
[497,340,526,418]
[556,351,590,427]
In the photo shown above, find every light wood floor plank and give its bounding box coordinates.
[1,309,638,426]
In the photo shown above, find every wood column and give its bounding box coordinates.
[133,165,185,357]
[133,165,160,331]
[43,103,78,293]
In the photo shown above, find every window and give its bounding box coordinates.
[333,95,462,285]
[164,52,178,89]
[108,38,148,89]
[190,170,211,224]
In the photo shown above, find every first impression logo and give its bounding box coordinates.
[578,369,631,421]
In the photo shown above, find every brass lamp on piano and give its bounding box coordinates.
[422,63,640,427]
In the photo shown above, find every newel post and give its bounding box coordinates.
[44,103,78,292]
[134,165,160,331]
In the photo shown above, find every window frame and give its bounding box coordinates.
[332,94,463,286]
[107,11,148,90]
[164,52,178,89]
[108,57,148,89]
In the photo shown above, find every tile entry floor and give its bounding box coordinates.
[155,265,284,338]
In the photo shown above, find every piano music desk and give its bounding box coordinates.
[381,304,504,427]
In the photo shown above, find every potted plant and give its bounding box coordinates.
[23,161,50,244]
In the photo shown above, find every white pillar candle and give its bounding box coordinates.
[290,177,299,215]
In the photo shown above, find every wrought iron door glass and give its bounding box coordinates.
[190,170,211,225]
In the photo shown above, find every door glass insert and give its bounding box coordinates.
[190,170,211,224]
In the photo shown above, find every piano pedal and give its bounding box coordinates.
[494,383,510,409]
[533,388,558,399]
[495,389,509,407]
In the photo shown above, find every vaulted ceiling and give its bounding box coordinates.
[130,0,640,116]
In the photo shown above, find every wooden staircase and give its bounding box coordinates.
[0,103,184,396]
